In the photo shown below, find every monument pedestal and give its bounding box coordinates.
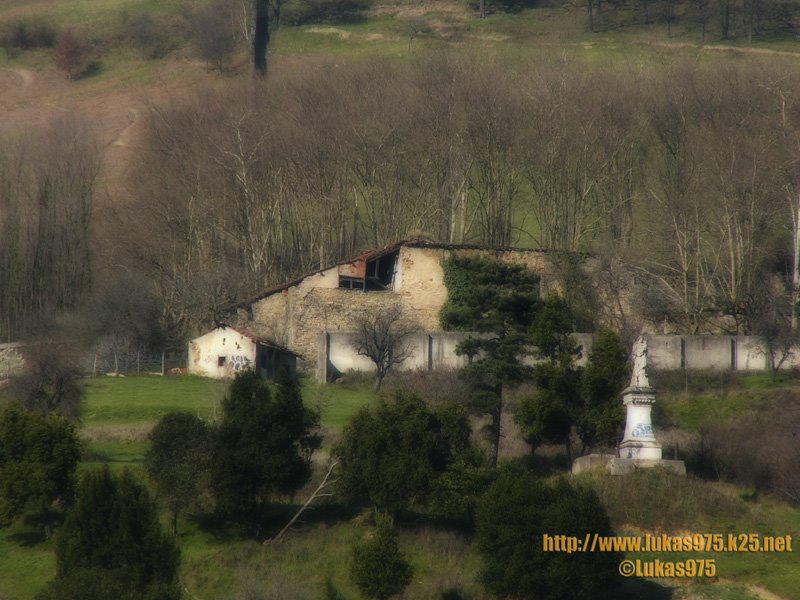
[618,385,662,460]
[570,335,685,477]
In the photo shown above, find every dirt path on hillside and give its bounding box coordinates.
[0,66,34,88]
[744,584,791,600]
[641,40,800,58]
[110,108,140,148]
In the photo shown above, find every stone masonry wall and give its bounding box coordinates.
[0,342,24,379]
[250,245,556,366]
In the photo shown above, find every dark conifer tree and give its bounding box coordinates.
[39,466,180,600]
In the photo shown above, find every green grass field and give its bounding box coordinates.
[82,375,228,425]
[3,0,800,595]
[80,374,378,469]
[3,374,800,598]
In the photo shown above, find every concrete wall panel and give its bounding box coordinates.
[685,336,733,370]
[643,335,682,370]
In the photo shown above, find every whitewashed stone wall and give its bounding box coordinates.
[188,326,257,378]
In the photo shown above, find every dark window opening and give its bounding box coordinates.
[339,276,365,290]
[365,250,398,291]
[218,356,226,367]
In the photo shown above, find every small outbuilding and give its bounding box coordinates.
[188,324,298,380]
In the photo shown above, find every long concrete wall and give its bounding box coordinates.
[320,331,595,382]
[643,335,800,371]
[320,332,800,381]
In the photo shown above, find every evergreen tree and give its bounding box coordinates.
[475,469,621,600]
[145,411,214,536]
[516,297,582,460]
[0,405,81,526]
[578,328,628,451]
[213,369,320,532]
[335,393,472,514]
[38,466,180,600]
[440,255,540,466]
[350,515,413,600]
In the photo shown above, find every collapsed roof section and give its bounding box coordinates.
[337,246,399,291]
[238,238,553,307]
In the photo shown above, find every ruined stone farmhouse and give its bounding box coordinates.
[187,239,800,380]
[210,240,581,380]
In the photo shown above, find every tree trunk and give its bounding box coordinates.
[720,0,730,39]
[792,190,800,332]
[489,390,503,468]
[587,0,595,32]
[254,0,270,74]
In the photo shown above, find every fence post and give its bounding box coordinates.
[137,349,140,375]
[161,351,165,376]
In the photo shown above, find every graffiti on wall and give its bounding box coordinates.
[229,355,252,371]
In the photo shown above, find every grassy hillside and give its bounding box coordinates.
[3,373,800,599]
[3,0,800,598]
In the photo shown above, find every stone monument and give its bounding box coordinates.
[572,335,685,476]
[618,336,661,460]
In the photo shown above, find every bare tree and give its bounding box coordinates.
[189,0,238,71]
[0,115,99,340]
[522,69,608,251]
[353,306,417,391]
[53,29,92,80]
[11,340,84,420]
[463,68,524,248]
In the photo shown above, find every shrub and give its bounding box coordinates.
[707,398,800,505]
[350,515,413,600]
[334,393,473,513]
[126,13,178,59]
[188,0,238,71]
[145,412,215,535]
[213,370,320,531]
[282,0,371,26]
[10,341,83,420]
[53,29,94,80]
[38,466,180,600]
[0,405,81,526]
[0,18,57,56]
[387,369,470,406]
[577,328,628,451]
[475,469,621,599]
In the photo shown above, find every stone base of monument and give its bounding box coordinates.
[571,453,686,477]
[619,439,662,460]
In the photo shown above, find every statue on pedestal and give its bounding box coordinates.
[619,336,661,459]
[572,334,685,476]
[631,335,650,389]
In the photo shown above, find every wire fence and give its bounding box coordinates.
[82,344,187,376]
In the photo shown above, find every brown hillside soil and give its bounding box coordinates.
[0,57,215,200]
